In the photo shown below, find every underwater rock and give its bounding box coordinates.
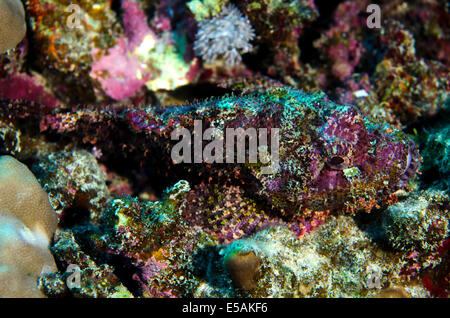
[32,149,111,225]
[49,229,133,297]
[25,0,121,103]
[420,237,450,298]
[361,188,449,297]
[378,189,449,252]
[419,116,450,189]
[381,0,450,66]
[187,0,228,21]
[373,21,449,124]
[314,0,368,82]
[237,0,318,78]
[373,287,411,298]
[0,121,22,156]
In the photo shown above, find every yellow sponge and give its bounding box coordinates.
[0,0,26,53]
[0,156,58,297]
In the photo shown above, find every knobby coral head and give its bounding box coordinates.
[0,0,26,53]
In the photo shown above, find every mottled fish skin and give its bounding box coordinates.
[2,87,421,216]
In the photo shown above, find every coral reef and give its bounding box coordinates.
[199,216,430,297]
[382,0,449,67]
[90,0,198,99]
[44,229,133,298]
[238,0,318,77]
[374,190,449,252]
[187,0,228,21]
[25,0,122,103]
[314,1,367,82]
[310,1,449,126]
[32,149,111,224]
[372,21,449,124]
[0,0,448,299]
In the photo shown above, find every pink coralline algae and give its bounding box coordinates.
[0,73,61,108]
[90,0,199,101]
[91,37,149,101]
[90,0,154,100]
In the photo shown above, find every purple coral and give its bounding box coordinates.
[0,73,61,108]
